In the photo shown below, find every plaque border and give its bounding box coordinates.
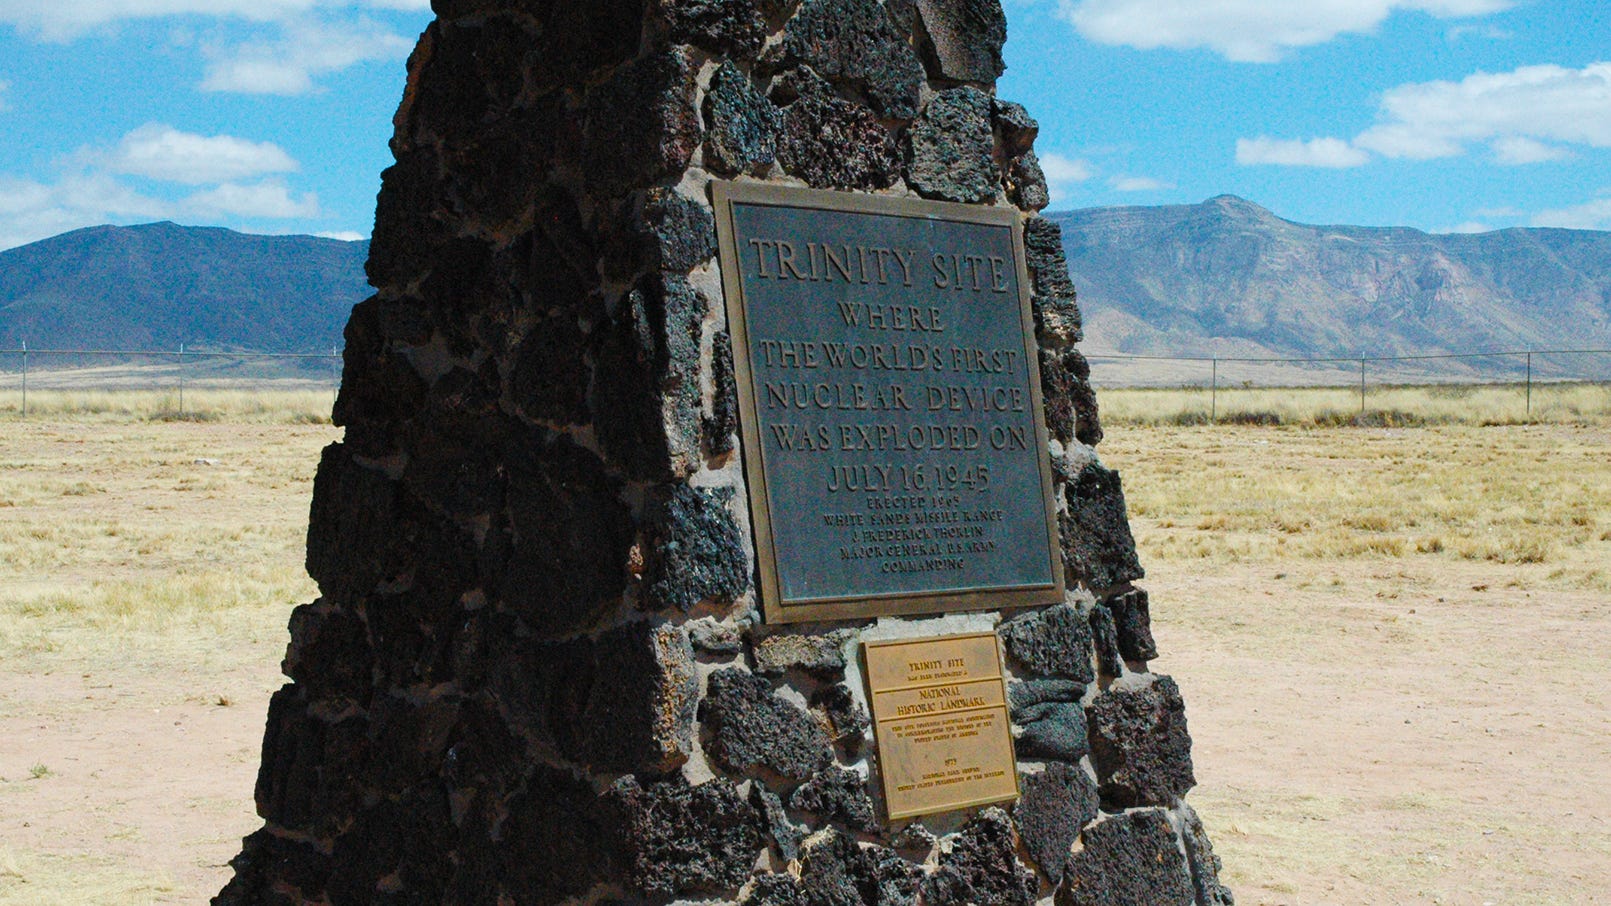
[861,631,1021,820]
[712,180,1066,625]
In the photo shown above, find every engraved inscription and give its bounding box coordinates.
[716,184,1062,620]
[864,633,1019,820]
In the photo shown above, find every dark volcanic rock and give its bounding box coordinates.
[778,0,925,120]
[1062,462,1144,591]
[689,617,745,656]
[993,99,1039,156]
[282,601,372,708]
[305,443,401,602]
[656,0,769,55]
[643,483,749,612]
[1087,675,1196,808]
[700,668,832,780]
[582,47,702,196]
[750,783,804,862]
[1182,803,1236,906]
[1007,149,1050,212]
[532,0,649,88]
[798,830,921,906]
[999,604,1096,682]
[499,765,619,901]
[640,186,718,274]
[705,328,740,457]
[1013,699,1089,762]
[906,86,997,203]
[500,434,635,638]
[704,62,781,175]
[790,765,879,832]
[742,872,808,905]
[1008,678,1085,711]
[509,310,591,425]
[1024,216,1078,299]
[1106,587,1159,662]
[777,92,901,191]
[215,828,332,905]
[920,808,1037,906]
[1015,762,1098,884]
[810,683,871,745]
[1088,602,1124,678]
[608,775,764,897]
[1059,810,1194,906]
[253,686,369,839]
[592,274,707,480]
[913,0,1008,83]
[1066,350,1103,446]
[1033,287,1084,350]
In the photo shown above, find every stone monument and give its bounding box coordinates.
[218,1,1233,904]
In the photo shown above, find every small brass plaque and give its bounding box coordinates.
[712,181,1064,624]
[863,632,1019,820]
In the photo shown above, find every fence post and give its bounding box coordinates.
[1359,359,1366,415]
[1211,357,1218,424]
[20,340,27,418]
[178,343,185,416]
[1525,351,1532,417]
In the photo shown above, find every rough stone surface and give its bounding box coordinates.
[497,765,619,901]
[1087,675,1196,808]
[592,274,707,480]
[999,603,1096,682]
[1007,149,1050,212]
[704,61,781,175]
[1059,809,1195,906]
[1013,700,1089,762]
[700,668,832,780]
[799,830,921,906]
[1107,587,1159,662]
[920,808,1037,906]
[752,628,851,677]
[1062,462,1145,591]
[608,775,764,897]
[706,328,740,458]
[778,0,925,120]
[1015,762,1099,884]
[1183,803,1237,905]
[582,47,703,196]
[1008,678,1085,711]
[657,0,769,55]
[1089,602,1124,678]
[750,783,804,862]
[776,91,901,191]
[810,683,871,746]
[643,484,750,612]
[1024,216,1078,299]
[790,765,879,832]
[906,86,997,203]
[1033,289,1084,350]
[993,99,1039,156]
[913,0,1008,83]
[639,186,719,273]
[742,872,808,906]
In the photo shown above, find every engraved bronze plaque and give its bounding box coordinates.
[713,182,1064,624]
[863,632,1019,820]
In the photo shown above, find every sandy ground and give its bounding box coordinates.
[1,420,1608,904]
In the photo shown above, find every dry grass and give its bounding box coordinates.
[1099,382,1611,428]
[0,389,334,424]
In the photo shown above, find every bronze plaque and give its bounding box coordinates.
[863,632,1019,820]
[712,182,1064,624]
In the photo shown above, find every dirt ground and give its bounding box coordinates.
[1,419,1608,904]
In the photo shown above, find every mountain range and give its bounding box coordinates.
[1051,195,1611,360]
[1,199,1607,363]
[0,222,369,353]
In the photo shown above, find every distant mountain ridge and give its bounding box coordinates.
[2,204,1607,365]
[0,222,370,352]
[1051,195,1611,360]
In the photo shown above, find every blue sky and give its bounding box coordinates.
[0,0,1606,251]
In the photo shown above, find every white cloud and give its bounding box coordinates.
[315,230,366,241]
[1058,0,1511,63]
[185,180,321,218]
[1038,152,1094,207]
[1354,63,1611,160]
[1109,175,1174,191]
[1443,221,1493,233]
[200,18,413,95]
[102,124,298,184]
[1236,136,1370,168]
[1491,136,1570,165]
[0,0,320,41]
[1530,197,1611,231]
[0,173,172,250]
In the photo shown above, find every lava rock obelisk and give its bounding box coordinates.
[218,2,1233,904]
